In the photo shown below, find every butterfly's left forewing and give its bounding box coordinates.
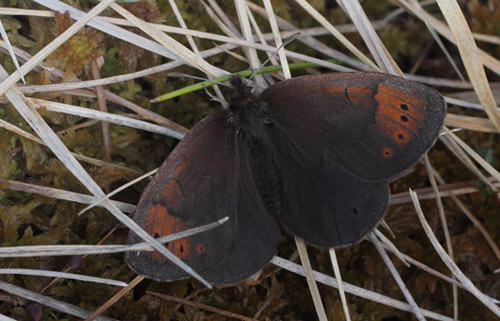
[126,112,280,284]
[259,72,445,247]
[261,72,446,182]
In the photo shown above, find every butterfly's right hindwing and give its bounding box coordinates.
[126,112,280,284]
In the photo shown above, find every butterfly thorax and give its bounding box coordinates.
[228,92,281,213]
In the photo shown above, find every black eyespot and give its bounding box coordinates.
[398,133,405,140]
[400,104,409,111]
[352,207,359,215]
[197,243,206,253]
[400,115,409,122]
[154,233,160,238]
[179,245,184,253]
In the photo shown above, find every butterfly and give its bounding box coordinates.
[125,72,446,285]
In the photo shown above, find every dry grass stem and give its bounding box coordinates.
[0,19,25,83]
[295,237,328,321]
[435,0,500,132]
[329,249,351,321]
[78,169,158,216]
[27,98,185,138]
[423,156,458,319]
[446,113,499,133]
[0,178,135,213]
[0,269,127,287]
[0,280,116,321]
[84,276,145,321]
[147,291,260,321]
[369,234,426,321]
[338,0,401,74]
[0,217,228,258]
[411,190,500,317]
[271,256,454,321]
[374,229,411,267]
[0,0,116,96]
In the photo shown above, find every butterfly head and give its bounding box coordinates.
[226,77,268,139]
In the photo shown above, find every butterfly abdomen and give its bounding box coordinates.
[247,137,281,212]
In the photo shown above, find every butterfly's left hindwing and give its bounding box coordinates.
[266,127,389,247]
[126,112,280,284]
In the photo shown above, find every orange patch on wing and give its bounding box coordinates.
[347,86,372,106]
[157,179,182,212]
[172,238,189,259]
[144,204,190,261]
[196,243,206,254]
[379,84,426,112]
[382,146,394,158]
[325,85,345,93]
[374,86,427,146]
[348,86,371,95]
[375,91,423,123]
[375,113,414,146]
[172,159,189,178]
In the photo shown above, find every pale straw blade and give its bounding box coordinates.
[0,0,116,97]
[329,249,351,321]
[295,237,328,321]
[410,189,500,317]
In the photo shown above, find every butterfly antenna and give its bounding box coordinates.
[248,32,301,82]
[203,82,228,108]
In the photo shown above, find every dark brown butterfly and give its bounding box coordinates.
[126,72,446,285]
